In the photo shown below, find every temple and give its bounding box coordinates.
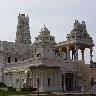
[0,14,96,92]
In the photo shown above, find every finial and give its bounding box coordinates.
[44,25,46,28]
[75,19,76,23]
[82,21,85,24]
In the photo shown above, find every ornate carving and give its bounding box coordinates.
[16,14,31,44]
[17,14,29,29]
[66,19,94,46]
[34,25,55,48]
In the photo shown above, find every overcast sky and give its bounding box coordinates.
[0,0,96,63]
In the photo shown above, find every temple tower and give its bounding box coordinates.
[55,20,94,63]
[33,25,56,59]
[66,20,94,62]
[15,13,31,44]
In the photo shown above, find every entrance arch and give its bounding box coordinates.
[65,73,74,91]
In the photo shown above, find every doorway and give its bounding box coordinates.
[65,73,74,91]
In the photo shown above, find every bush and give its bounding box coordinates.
[0,82,7,87]
[8,87,16,91]
[21,87,37,91]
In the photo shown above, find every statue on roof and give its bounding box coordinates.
[74,19,81,29]
[81,21,86,30]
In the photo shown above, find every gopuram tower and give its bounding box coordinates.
[16,13,31,44]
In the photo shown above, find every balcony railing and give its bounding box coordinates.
[3,57,83,72]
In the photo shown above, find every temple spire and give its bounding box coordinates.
[15,13,31,44]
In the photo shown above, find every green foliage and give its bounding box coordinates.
[0,89,95,96]
[0,89,29,96]
[0,89,8,96]
[0,82,7,87]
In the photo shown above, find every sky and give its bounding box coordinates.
[0,0,96,63]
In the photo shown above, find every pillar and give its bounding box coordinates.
[33,72,35,87]
[1,68,4,83]
[81,48,85,60]
[31,72,33,87]
[73,74,76,90]
[90,47,93,63]
[59,47,62,57]
[9,73,13,87]
[40,72,44,89]
[81,83,84,93]
[19,72,22,89]
[64,76,66,91]
[66,46,70,60]
[72,48,74,60]
[26,71,29,88]
[74,45,78,61]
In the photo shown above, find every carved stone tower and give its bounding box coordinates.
[16,13,31,44]
[33,25,56,59]
[66,20,94,62]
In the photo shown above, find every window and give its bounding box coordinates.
[15,58,17,62]
[37,78,40,86]
[8,57,11,63]
[37,54,41,57]
[48,78,51,86]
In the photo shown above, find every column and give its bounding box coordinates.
[33,72,35,87]
[66,46,70,60]
[53,72,56,91]
[72,48,74,60]
[34,48,36,58]
[9,74,13,87]
[64,76,66,91]
[59,47,62,57]
[40,72,44,90]
[73,74,75,90]
[74,45,78,61]
[81,48,85,60]
[26,71,29,88]
[31,72,33,87]
[90,47,93,63]
[81,83,84,93]
[1,68,4,83]
[19,72,22,89]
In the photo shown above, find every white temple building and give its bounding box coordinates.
[0,14,96,92]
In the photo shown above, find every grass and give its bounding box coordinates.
[0,89,96,96]
[0,89,32,96]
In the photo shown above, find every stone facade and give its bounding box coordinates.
[0,14,96,92]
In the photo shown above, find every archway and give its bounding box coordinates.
[65,73,74,91]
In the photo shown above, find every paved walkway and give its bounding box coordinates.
[8,92,96,96]
[9,95,26,96]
